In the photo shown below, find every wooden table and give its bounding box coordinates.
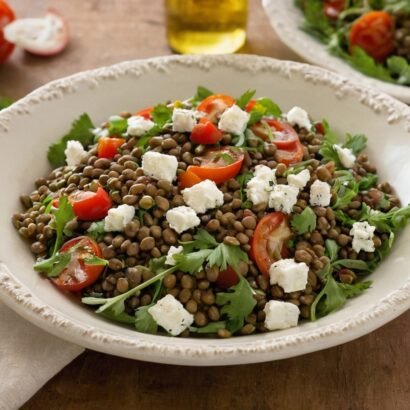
[1,1,409,409]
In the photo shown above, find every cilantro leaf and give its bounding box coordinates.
[83,255,109,266]
[343,134,367,155]
[87,221,105,242]
[33,252,71,277]
[192,86,214,106]
[216,277,256,333]
[0,96,13,111]
[207,243,249,273]
[236,89,256,110]
[291,207,317,234]
[247,97,282,125]
[51,196,75,256]
[360,203,410,232]
[135,305,158,334]
[318,120,341,166]
[47,113,95,168]
[108,116,128,135]
[173,249,213,274]
[151,104,173,127]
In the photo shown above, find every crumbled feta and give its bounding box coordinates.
[182,180,224,214]
[246,165,276,205]
[269,258,309,293]
[127,115,155,136]
[64,140,88,166]
[350,221,376,253]
[104,204,135,232]
[166,206,200,234]
[309,179,332,207]
[142,151,178,183]
[172,108,197,132]
[218,105,250,135]
[333,144,356,168]
[269,184,299,214]
[148,294,194,336]
[286,106,311,130]
[264,300,300,331]
[92,127,109,139]
[287,169,311,190]
[165,246,183,266]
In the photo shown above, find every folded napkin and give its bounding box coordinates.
[0,302,84,410]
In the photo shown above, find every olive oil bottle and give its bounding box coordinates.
[165,0,248,54]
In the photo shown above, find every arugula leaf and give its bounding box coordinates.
[338,281,372,298]
[87,221,105,242]
[302,0,334,41]
[248,110,264,126]
[343,134,367,154]
[335,210,356,225]
[318,120,341,166]
[190,321,226,334]
[108,116,128,135]
[283,159,314,177]
[33,252,71,277]
[291,207,317,234]
[358,173,378,190]
[325,239,339,262]
[331,172,359,209]
[236,89,256,110]
[191,86,214,106]
[47,113,95,168]
[135,305,158,334]
[151,104,173,127]
[0,96,13,110]
[99,308,135,324]
[332,259,369,270]
[360,204,410,232]
[384,0,410,14]
[387,56,410,85]
[216,277,256,333]
[51,196,75,256]
[247,97,282,125]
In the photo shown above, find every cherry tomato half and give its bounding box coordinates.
[197,94,235,122]
[52,236,105,292]
[276,140,304,166]
[245,99,257,113]
[216,266,239,289]
[69,187,112,221]
[97,136,126,159]
[250,212,292,277]
[179,168,203,189]
[135,106,153,120]
[251,119,299,150]
[324,0,345,20]
[0,1,15,63]
[349,11,395,62]
[190,117,223,145]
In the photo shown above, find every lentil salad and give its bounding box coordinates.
[12,86,410,338]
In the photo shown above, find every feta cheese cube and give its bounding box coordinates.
[246,165,276,205]
[309,179,331,207]
[166,206,200,234]
[269,258,309,293]
[269,184,299,214]
[287,169,310,190]
[142,151,178,183]
[172,108,197,133]
[350,221,376,253]
[165,246,183,266]
[182,180,224,214]
[92,127,109,139]
[286,106,311,130]
[333,144,356,168]
[127,115,155,136]
[104,204,135,232]
[264,300,300,331]
[218,105,250,135]
[148,294,194,336]
[64,140,88,166]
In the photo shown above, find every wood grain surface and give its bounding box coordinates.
[1,1,409,409]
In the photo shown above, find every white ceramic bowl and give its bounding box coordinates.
[262,0,410,103]
[1,55,410,366]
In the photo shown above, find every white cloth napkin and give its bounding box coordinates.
[0,301,83,410]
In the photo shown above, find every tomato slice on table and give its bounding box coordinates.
[135,106,153,120]
[216,266,239,289]
[52,236,105,292]
[197,94,235,122]
[323,0,346,20]
[250,212,292,277]
[97,136,126,159]
[349,11,395,62]
[190,117,223,145]
[69,187,112,221]
[0,1,15,63]
[251,119,299,150]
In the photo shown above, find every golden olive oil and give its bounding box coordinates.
[166,0,248,54]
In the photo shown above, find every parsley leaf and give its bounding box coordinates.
[173,249,213,274]
[108,116,128,135]
[51,196,75,256]
[360,203,410,232]
[0,96,13,110]
[33,252,71,277]
[191,86,214,106]
[291,207,317,234]
[87,221,105,242]
[83,255,109,266]
[318,120,341,166]
[47,113,95,168]
[247,97,282,125]
[135,305,158,334]
[152,104,173,127]
[236,89,256,110]
[207,243,249,273]
[343,134,367,155]
[387,56,410,85]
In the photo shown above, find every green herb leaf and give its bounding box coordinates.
[173,249,213,274]
[358,173,378,190]
[332,259,369,270]
[360,204,410,232]
[283,159,314,177]
[99,308,135,324]
[325,239,339,262]
[192,86,214,106]
[84,255,109,266]
[33,252,71,277]
[108,116,128,135]
[236,170,254,205]
[318,120,341,166]
[135,305,158,334]
[0,96,13,110]
[248,110,264,126]
[151,104,173,127]
[47,113,95,168]
[302,0,334,41]
[291,207,317,234]
[236,89,256,110]
[387,56,410,85]
[51,196,75,256]
[87,221,105,242]
[335,210,356,225]
[207,243,249,274]
[190,321,226,334]
[338,281,372,298]
[257,97,282,118]
[343,134,367,155]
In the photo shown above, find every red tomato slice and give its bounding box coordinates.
[52,236,104,292]
[135,106,153,120]
[251,119,299,150]
[250,212,292,277]
[275,139,304,166]
[179,168,203,189]
[324,0,345,20]
[245,99,257,113]
[188,147,244,185]
[69,187,112,221]
[197,94,235,122]
[97,136,126,159]
[190,117,223,145]
[349,11,395,62]
[0,1,15,63]
[216,266,239,289]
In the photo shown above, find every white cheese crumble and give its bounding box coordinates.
[269,184,299,214]
[148,294,194,336]
[350,221,376,253]
[127,115,155,136]
[166,206,200,234]
[309,179,332,207]
[165,246,183,266]
[333,144,356,169]
[64,140,88,166]
[172,108,197,133]
[218,104,250,135]
[269,258,309,293]
[286,106,311,130]
[264,300,300,331]
[142,151,178,183]
[182,179,224,214]
[287,169,311,190]
[246,165,276,205]
[104,204,135,232]
[92,127,109,139]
